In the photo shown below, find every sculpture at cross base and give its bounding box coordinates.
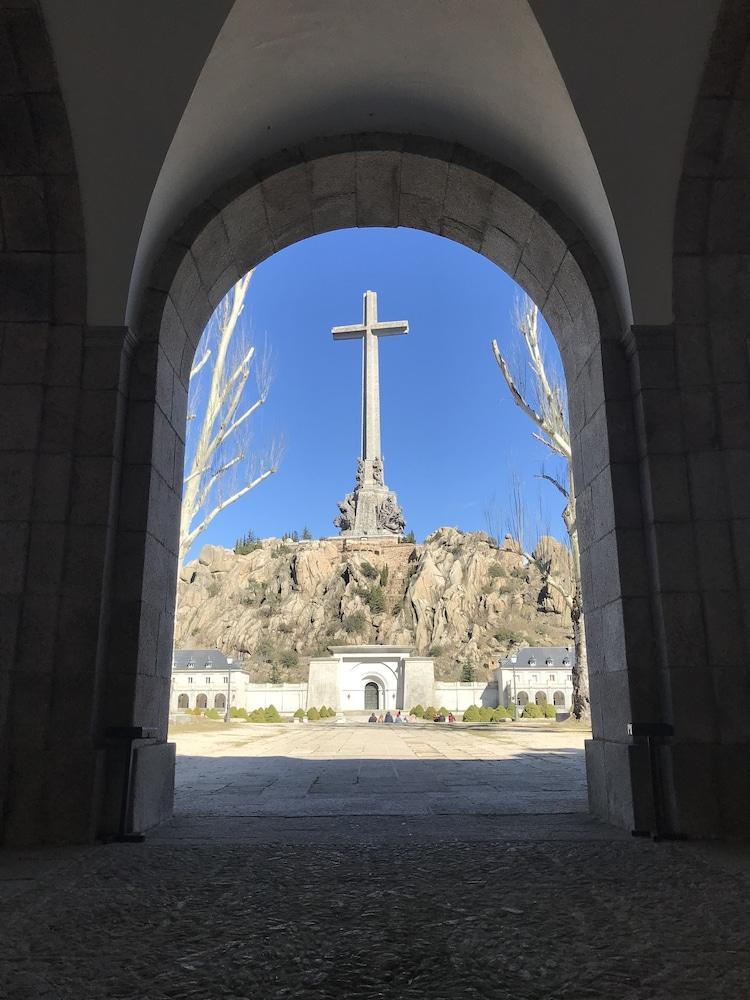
[331,290,408,537]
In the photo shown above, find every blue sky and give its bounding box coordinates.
[185,227,567,556]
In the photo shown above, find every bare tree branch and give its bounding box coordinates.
[190,349,211,379]
[492,295,590,720]
[179,270,279,563]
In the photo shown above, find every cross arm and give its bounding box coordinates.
[332,324,366,341]
[372,321,409,337]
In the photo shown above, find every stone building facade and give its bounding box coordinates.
[496,647,575,712]
[1,1,748,844]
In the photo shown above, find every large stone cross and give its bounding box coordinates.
[332,290,408,480]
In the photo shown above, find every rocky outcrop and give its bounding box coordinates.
[175,527,574,681]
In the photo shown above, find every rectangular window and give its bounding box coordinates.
[223,676,228,683]
[206,677,211,684]
[188,677,193,684]
[549,674,555,682]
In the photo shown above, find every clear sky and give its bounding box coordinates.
[184,227,568,557]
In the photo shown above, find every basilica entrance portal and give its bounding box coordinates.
[364,682,379,711]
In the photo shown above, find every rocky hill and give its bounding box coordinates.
[175,527,574,682]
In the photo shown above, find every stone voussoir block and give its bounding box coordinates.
[356,150,400,228]
[261,163,313,243]
[442,162,494,233]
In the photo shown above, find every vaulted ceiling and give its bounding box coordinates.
[41,0,720,328]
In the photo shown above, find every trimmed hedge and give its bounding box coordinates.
[293,708,305,719]
[411,705,425,718]
[462,704,480,722]
[544,704,557,719]
[307,707,320,720]
[522,703,544,719]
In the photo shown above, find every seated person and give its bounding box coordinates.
[393,711,403,724]
[384,710,394,723]
[448,711,456,723]
[368,712,377,723]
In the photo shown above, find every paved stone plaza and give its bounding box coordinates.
[2,723,750,999]
[168,721,590,826]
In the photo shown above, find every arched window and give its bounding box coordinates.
[535,691,547,706]
[196,693,208,709]
[177,693,189,709]
[517,690,529,706]
[553,691,565,707]
[214,693,226,709]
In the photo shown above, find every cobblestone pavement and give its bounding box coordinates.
[1,725,749,1000]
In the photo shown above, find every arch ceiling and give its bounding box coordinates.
[41,0,719,328]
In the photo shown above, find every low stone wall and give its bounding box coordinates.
[433,682,499,711]
[244,683,308,712]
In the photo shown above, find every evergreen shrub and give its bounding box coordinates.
[491,707,509,721]
[360,561,378,579]
[478,706,494,722]
[206,708,220,720]
[462,705,481,722]
[294,708,305,719]
[264,705,282,722]
[544,704,557,719]
[411,705,424,717]
[422,706,437,720]
[307,707,320,721]
[365,585,387,614]
[522,703,544,719]
[343,612,366,634]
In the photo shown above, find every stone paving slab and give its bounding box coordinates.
[170,722,590,821]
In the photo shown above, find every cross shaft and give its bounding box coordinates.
[332,290,408,468]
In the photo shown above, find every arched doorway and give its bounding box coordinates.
[364,682,379,711]
[214,693,226,710]
[535,691,548,707]
[117,132,649,835]
[196,694,208,710]
[553,691,565,707]
[517,691,529,707]
[177,694,189,709]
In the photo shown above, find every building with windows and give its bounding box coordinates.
[171,649,248,714]
[496,647,575,713]
[170,649,309,714]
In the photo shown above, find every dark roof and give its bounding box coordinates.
[500,646,574,668]
[172,649,233,670]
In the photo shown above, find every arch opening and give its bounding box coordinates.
[117,133,647,835]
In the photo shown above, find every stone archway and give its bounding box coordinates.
[116,133,653,833]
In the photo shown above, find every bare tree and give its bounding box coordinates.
[180,271,280,564]
[491,296,589,720]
